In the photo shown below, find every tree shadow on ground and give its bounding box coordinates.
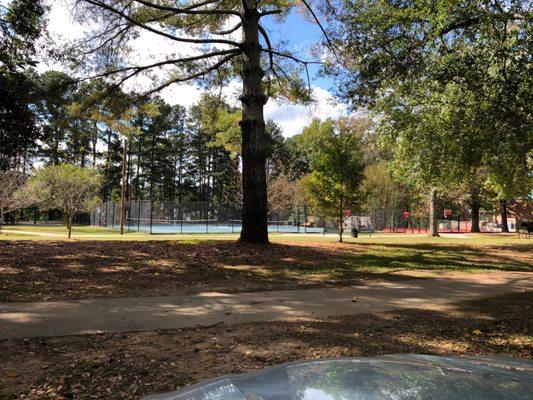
[1,292,530,399]
[344,241,532,272]
[0,240,530,302]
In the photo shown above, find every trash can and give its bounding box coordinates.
[351,228,358,238]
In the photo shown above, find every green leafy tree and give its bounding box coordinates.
[377,80,490,234]
[330,0,532,234]
[0,170,32,232]
[0,0,46,170]
[0,70,39,170]
[0,0,46,71]
[23,164,101,238]
[300,118,365,242]
[188,94,238,206]
[362,161,406,229]
[90,100,160,234]
[35,71,77,165]
[144,100,190,202]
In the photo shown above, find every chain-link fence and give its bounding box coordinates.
[91,202,433,235]
[91,201,325,234]
[92,202,515,235]
[436,210,516,233]
[330,210,429,235]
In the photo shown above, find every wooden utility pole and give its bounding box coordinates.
[119,136,128,235]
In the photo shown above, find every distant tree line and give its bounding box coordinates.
[1,68,300,208]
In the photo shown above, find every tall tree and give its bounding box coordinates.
[362,161,406,230]
[0,170,31,232]
[300,118,365,242]
[0,0,46,170]
[329,0,532,234]
[71,0,328,243]
[35,71,77,165]
[146,100,189,202]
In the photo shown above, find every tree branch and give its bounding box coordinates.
[299,0,340,61]
[132,0,241,16]
[82,0,242,47]
[212,21,242,35]
[259,9,283,17]
[134,52,239,102]
[258,23,275,101]
[86,48,240,79]
[258,24,274,72]
[261,48,321,65]
[438,16,482,36]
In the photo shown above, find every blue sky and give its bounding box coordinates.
[262,10,333,91]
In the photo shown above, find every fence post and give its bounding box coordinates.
[170,201,175,230]
[206,203,209,234]
[137,201,141,231]
[126,202,130,232]
[304,205,307,233]
[111,203,115,229]
[149,200,153,234]
[297,205,300,233]
[231,206,234,233]
[180,203,183,234]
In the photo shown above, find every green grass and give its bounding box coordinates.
[0,224,530,247]
[0,224,238,241]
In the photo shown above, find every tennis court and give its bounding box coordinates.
[92,201,325,235]
[122,218,324,234]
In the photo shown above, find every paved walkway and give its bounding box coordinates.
[0,272,531,339]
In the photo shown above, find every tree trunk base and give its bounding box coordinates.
[237,236,269,244]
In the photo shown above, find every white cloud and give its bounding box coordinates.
[264,87,347,137]
[160,84,204,109]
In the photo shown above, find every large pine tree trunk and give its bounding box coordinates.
[238,4,268,244]
[470,189,481,233]
[500,200,509,233]
[429,188,439,237]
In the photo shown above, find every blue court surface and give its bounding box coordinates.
[122,223,324,234]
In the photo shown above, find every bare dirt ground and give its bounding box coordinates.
[1,292,531,399]
[1,240,531,302]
